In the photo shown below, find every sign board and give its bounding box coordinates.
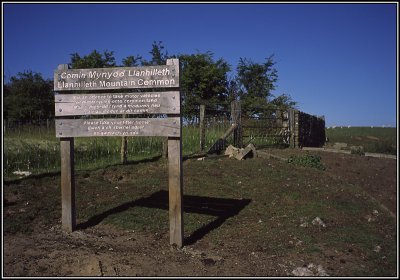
[54,65,179,91]
[55,59,184,248]
[55,117,180,138]
[55,91,180,116]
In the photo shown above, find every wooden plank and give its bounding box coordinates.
[168,137,183,247]
[231,100,242,147]
[55,91,180,116]
[60,137,76,232]
[54,64,179,91]
[207,123,238,154]
[56,117,180,138]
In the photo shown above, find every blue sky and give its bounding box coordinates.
[3,3,397,127]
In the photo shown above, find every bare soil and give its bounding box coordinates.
[263,148,397,215]
[3,148,397,277]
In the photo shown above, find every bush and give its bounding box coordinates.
[288,154,326,171]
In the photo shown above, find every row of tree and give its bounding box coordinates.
[4,41,297,123]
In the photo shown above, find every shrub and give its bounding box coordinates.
[288,154,326,171]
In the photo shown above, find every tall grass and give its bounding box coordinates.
[5,124,396,180]
[3,120,231,179]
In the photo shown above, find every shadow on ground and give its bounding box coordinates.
[77,190,251,245]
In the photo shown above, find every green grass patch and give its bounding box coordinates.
[326,127,397,155]
[287,154,326,170]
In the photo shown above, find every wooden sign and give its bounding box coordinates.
[55,91,180,116]
[55,117,180,138]
[55,59,184,248]
[54,64,179,91]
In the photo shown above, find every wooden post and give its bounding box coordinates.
[276,109,283,128]
[167,59,183,247]
[289,109,295,148]
[168,136,183,247]
[231,100,242,147]
[58,64,76,232]
[162,138,168,158]
[121,114,128,164]
[289,109,296,148]
[60,137,76,232]
[289,109,300,148]
[199,104,205,152]
[294,110,300,148]
[121,136,128,164]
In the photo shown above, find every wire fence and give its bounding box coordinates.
[3,103,325,178]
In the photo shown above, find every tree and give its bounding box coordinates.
[142,41,169,66]
[179,51,231,122]
[70,49,116,69]
[235,55,297,118]
[4,71,53,122]
[236,55,278,116]
[122,55,142,67]
[270,93,297,111]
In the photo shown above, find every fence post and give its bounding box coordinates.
[58,64,76,232]
[121,114,128,164]
[121,136,128,164]
[295,110,300,148]
[276,109,283,128]
[289,109,298,148]
[231,100,242,147]
[199,104,206,152]
[162,138,168,158]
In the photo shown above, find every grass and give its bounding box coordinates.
[4,124,397,180]
[325,127,397,155]
[287,154,326,170]
[3,121,230,180]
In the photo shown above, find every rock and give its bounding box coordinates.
[374,245,382,253]
[292,263,329,277]
[235,143,257,160]
[224,145,240,158]
[312,217,326,227]
[333,142,348,150]
[12,170,32,177]
[225,144,257,160]
[292,267,314,276]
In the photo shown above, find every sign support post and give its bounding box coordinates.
[166,59,183,247]
[58,64,76,232]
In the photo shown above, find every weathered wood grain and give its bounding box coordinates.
[168,137,183,247]
[56,118,181,138]
[60,137,76,232]
[54,64,179,91]
[55,91,180,116]
[166,59,183,247]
